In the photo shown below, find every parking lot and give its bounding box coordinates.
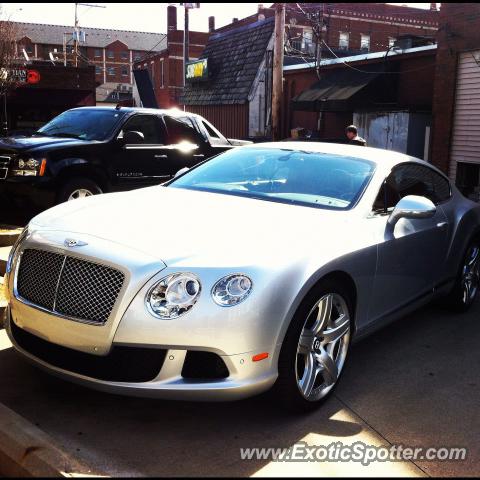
[0,298,478,477]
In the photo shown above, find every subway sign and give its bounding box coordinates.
[185,58,209,83]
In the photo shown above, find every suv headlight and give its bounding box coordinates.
[211,274,253,306]
[146,273,201,319]
[6,226,28,275]
[12,157,46,177]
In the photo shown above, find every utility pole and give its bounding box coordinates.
[73,3,106,67]
[183,4,189,88]
[74,3,79,67]
[271,2,285,141]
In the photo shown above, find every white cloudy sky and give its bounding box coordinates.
[1,3,435,33]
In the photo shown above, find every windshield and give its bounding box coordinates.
[37,109,125,141]
[169,147,375,210]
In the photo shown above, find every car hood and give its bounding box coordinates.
[0,136,90,153]
[30,186,358,268]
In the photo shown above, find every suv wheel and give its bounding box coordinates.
[274,279,352,413]
[57,178,103,204]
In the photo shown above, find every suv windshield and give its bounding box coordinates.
[169,147,375,210]
[37,109,125,141]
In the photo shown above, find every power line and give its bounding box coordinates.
[319,39,436,75]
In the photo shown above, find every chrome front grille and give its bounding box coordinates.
[0,155,11,179]
[0,155,11,166]
[16,249,125,325]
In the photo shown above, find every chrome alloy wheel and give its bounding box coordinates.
[296,293,351,402]
[68,188,94,201]
[461,245,480,305]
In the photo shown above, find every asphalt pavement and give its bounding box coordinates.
[0,299,478,477]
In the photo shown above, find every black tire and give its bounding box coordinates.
[443,236,480,313]
[273,279,353,413]
[56,177,103,204]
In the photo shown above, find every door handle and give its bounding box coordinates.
[154,154,168,159]
[436,221,448,229]
[193,154,205,158]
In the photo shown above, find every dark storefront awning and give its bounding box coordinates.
[292,66,380,112]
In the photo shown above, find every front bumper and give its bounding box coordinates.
[6,308,277,401]
[5,229,283,401]
[0,177,56,209]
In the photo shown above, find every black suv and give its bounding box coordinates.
[0,107,250,208]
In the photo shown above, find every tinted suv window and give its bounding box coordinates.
[373,163,451,212]
[163,115,200,144]
[122,115,164,144]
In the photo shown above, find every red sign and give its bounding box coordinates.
[26,69,41,84]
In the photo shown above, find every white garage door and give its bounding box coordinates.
[449,50,480,182]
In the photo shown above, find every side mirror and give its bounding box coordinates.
[122,130,144,145]
[388,195,436,227]
[174,167,190,178]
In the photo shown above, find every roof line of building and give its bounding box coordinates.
[283,43,438,72]
[11,20,166,36]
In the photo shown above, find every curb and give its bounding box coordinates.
[0,402,103,477]
[0,229,22,248]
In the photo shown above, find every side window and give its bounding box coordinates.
[163,115,200,144]
[431,170,451,203]
[202,120,220,139]
[372,164,452,213]
[122,115,164,144]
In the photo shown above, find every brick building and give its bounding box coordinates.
[181,2,439,139]
[431,3,480,200]
[133,6,210,108]
[12,22,166,105]
[216,3,439,59]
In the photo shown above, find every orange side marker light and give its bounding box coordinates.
[252,352,269,362]
[39,159,47,176]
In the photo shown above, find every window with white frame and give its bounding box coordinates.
[121,66,129,77]
[107,66,115,76]
[388,37,396,48]
[339,32,349,50]
[360,34,370,52]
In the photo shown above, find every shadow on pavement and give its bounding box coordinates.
[0,301,478,476]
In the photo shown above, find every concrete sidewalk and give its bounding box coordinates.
[0,300,478,476]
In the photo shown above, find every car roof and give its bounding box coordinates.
[69,106,201,118]
[243,141,431,170]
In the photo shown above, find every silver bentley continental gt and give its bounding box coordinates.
[5,142,480,412]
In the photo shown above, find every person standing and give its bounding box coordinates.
[345,125,367,146]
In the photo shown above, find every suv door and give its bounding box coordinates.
[194,117,233,157]
[368,163,450,322]
[162,114,208,173]
[112,114,172,189]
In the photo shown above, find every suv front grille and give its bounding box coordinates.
[16,249,125,325]
[0,155,11,179]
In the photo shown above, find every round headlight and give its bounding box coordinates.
[26,158,39,169]
[211,274,253,307]
[146,273,201,319]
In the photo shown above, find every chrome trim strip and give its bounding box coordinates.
[52,256,67,311]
